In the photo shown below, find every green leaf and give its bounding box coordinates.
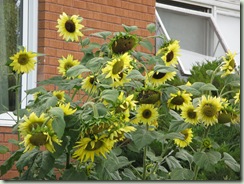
[222,152,240,172]
[81,42,101,53]
[0,148,24,176]
[25,86,46,95]
[50,107,65,139]
[16,149,39,172]
[86,57,104,72]
[168,120,190,132]
[165,156,182,171]
[175,149,193,164]
[127,70,145,80]
[0,145,9,154]
[122,24,138,32]
[146,23,156,33]
[170,168,194,180]
[131,127,157,150]
[178,85,201,96]
[193,151,221,171]
[81,37,90,47]
[139,39,153,52]
[164,132,185,140]
[154,65,177,73]
[91,31,112,40]
[62,166,88,180]
[122,168,138,180]
[38,76,64,85]
[38,151,55,178]
[101,89,119,104]
[66,65,90,78]
[199,83,218,91]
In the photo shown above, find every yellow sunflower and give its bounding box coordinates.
[118,92,137,111]
[111,72,131,87]
[73,134,115,162]
[21,132,62,153]
[220,51,237,77]
[53,90,66,102]
[174,128,193,148]
[58,54,80,77]
[58,103,77,115]
[196,95,222,126]
[81,75,98,94]
[102,53,133,82]
[146,70,176,87]
[18,112,52,136]
[56,12,84,42]
[157,40,180,67]
[109,123,136,142]
[181,103,199,125]
[234,90,240,104]
[135,104,159,125]
[167,91,192,111]
[9,48,37,74]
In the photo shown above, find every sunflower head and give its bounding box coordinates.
[168,91,192,111]
[174,128,193,148]
[146,70,176,87]
[81,75,99,95]
[58,54,80,78]
[234,90,240,104]
[220,51,237,77]
[9,48,37,74]
[56,12,84,42]
[53,90,66,102]
[109,32,138,54]
[135,104,159,125]
[181,103,199,125]
[137,89,161,105]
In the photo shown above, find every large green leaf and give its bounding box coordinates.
[38,151,55,178]
[175,149,193,164]
[127,69,145,80]
[199,83,218,91]
[170,168,194,180]
[178,85,201,96]
[16,149,39,172]
[66,64,90,78]
[91,31,112,40]
[62,166,88,180]
[222,152,240,172]
[165,156,182,171]
[193,151,221,171]
[154,65,177,73]
[50,107,65,139]
[122,168,138,180]
[146,23,156,33]
[122,24,138,32]
[139,39,153,52]
[0,148,24,177]
[101,89,119,104]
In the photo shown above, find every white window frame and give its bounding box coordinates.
[0,0,38,127]
[155,2,230,75]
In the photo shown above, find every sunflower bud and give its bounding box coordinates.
[202,138,212,149]
[218,112,232,124]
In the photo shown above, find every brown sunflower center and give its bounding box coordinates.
[152,72,166,79]
[202,104,217,117]
[55,94,63,100]
[112,60,124,74]
[187,109,196,119]
[171,96,184,105]
[182,132,188,140]
[64,62,74,70]
[166,51,174,62]
[65,20,76,33]
[229,59,236,70]
[142,109,152,119]
[18,54,29,65]
[89,77,95,84]
[86,140,103,151]
[29,132,47,146]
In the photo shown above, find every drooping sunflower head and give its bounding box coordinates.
[58,54,80,77]
[146,70,176,87]
[136,88,161,105]
[9,48,37,74]
[109,32,138,54]
[102,52,133,82]
[157,40,180,67]
[117,91,137,111]
[81,75,99,95]
[18,112,52,136]
[181,103,199,125]
[53,90,66,102]
[167,91,192,111]
[56,12,84,42]
[220,51,237,77]
[174,128,193,148]
[196,95,222,126]
[73,134,115,162]
[108,123,136,142]
[135,104,159,125]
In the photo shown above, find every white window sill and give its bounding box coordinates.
[0,112,16,127]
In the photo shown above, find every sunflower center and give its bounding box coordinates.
[65,20,76,33]
[166,51,174,62]
[202,104,217,117]
[18,54,29,65]
[187,109,196,119]
[142,109,152,119]
[153,72,166,79]
[229,59,236,70]
[171,96,184,105]
[55,94,63,100]
[64,62,74,70]
[112,60,124,74]
[86,140,103,151]
[182,132,188,140]
[89,77,95,84]
[29,132,47,146]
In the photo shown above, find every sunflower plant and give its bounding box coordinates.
[0,12,240,181]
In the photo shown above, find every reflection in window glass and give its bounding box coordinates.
[0,0,22,112]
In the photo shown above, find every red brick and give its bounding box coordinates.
[0,127,13,133]
[4,134,18,142]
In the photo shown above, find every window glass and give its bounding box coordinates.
[0,0,22,112]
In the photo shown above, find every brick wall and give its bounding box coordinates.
[0,0,156,180]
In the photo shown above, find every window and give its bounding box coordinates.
[0,0,38,126]
[155,0,239,75]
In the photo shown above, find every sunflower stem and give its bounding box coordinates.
[15,74,21,142]
[66,152,71,169]
[142,124,149,180]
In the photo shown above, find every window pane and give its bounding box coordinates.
[0,0,22,112]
